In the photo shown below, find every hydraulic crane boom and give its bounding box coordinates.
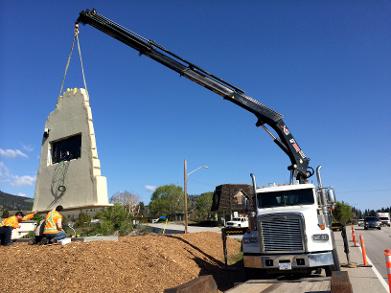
[77,9,313,182]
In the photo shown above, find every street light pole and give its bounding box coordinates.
[183,160,208,234]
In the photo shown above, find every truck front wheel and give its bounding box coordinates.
[244,268,266,280]
[325,266,332,277]
[325,263,340,277]
[244,268,257,280]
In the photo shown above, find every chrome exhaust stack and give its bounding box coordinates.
[316,165,323,188]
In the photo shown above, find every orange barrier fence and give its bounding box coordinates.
[385,249,391,293]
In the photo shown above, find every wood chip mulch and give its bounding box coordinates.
[0,232,242,293]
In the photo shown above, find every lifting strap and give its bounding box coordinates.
[59,24,88,97]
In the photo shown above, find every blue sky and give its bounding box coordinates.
[1,1,390,210]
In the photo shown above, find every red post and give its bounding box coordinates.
[385,249,391,293]
[359,234,368,266]
[352,226,357,247]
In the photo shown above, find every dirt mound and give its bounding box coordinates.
[0,232,242,293]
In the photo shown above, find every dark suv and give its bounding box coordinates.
[364,216,381,230]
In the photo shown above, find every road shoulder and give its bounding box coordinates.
[334,229,388,293]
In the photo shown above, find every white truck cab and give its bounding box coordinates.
[242,173,339,276]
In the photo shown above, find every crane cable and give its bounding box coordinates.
[59,23,88,97]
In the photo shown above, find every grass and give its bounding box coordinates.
[228,251,243,266]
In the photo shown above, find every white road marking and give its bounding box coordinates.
[358,245,389,292]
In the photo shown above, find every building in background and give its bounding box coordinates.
[211,184,254,223]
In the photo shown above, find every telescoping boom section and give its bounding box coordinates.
[77,9,313,182]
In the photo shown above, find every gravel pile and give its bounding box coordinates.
[0,232,241,293]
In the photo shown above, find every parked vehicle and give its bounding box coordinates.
[242,168,340,277]
[226,217,249,228]
[357,219,364,227]
[152,216,167,223]
[376,212,390,227]
[364,216,381,230]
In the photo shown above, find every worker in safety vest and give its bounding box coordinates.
[43,205,66,243]
[0,211,36,246]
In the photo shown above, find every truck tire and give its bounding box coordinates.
[325,266,333,277]
[244,268,257,280]
[325,248,340,277]
[244,268,266,280]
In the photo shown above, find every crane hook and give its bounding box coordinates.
[74,23,79,37]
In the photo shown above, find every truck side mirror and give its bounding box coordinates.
[327,188,336,204]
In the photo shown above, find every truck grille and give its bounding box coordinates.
[259,213,305,253]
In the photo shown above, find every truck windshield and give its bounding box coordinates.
[257,188,314,208]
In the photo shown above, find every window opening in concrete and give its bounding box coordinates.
[51,134,82,164]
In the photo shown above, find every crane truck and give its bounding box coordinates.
[76,9,340,276]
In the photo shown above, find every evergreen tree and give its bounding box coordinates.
[333,201,353,225]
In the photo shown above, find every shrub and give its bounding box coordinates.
[96,204,133,236]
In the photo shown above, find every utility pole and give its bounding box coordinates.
[184,159,188,234]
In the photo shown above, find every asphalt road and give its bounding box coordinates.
[355,225,391,283]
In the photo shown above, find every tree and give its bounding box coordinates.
[193,192,213,220]
[75,212,92,228]
[333,201,353,225]
[149,185,183,217]
[96,204,133,236]
[111,191,140,217]
[138,202,145,217]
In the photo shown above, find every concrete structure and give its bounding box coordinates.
[33,88,109,211]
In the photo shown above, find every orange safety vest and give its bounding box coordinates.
[43,210,63,234]
[22,213,35,221]
[1,213,34,229]
[1,216,19,229]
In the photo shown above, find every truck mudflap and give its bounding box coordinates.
[243,251,334,269]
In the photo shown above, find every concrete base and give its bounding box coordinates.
[81,235,119,242]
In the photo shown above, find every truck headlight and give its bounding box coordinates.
[312,234,329,241]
